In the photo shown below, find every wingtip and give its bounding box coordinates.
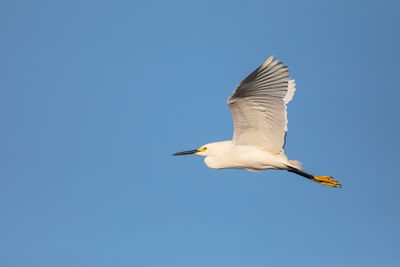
[262,55,275,68]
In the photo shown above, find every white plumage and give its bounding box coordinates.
[228,56,294,154]
[174,56,341,188]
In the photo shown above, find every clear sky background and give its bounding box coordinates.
[1,0,400,266]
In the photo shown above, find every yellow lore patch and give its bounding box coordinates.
[197,147,207,152]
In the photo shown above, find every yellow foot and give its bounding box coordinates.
[312,176,342,188]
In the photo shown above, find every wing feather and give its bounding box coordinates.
[227,56,296,154]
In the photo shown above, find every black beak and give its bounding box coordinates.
[173,149,198,156]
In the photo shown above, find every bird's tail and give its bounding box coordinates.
[287,160,303,170]
[286,166,342,188]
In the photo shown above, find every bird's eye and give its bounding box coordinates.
[199,147,207,152]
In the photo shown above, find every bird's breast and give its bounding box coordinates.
[204,156,225,169]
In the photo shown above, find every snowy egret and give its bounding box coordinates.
[174,56,341,188]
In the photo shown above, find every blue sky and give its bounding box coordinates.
[1,0,400,266]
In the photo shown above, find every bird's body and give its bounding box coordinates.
[174,56,341,188]
[200,141,296,171]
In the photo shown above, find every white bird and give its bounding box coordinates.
[174,56,341,188]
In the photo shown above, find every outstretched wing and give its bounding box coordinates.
[227,56,296,154]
